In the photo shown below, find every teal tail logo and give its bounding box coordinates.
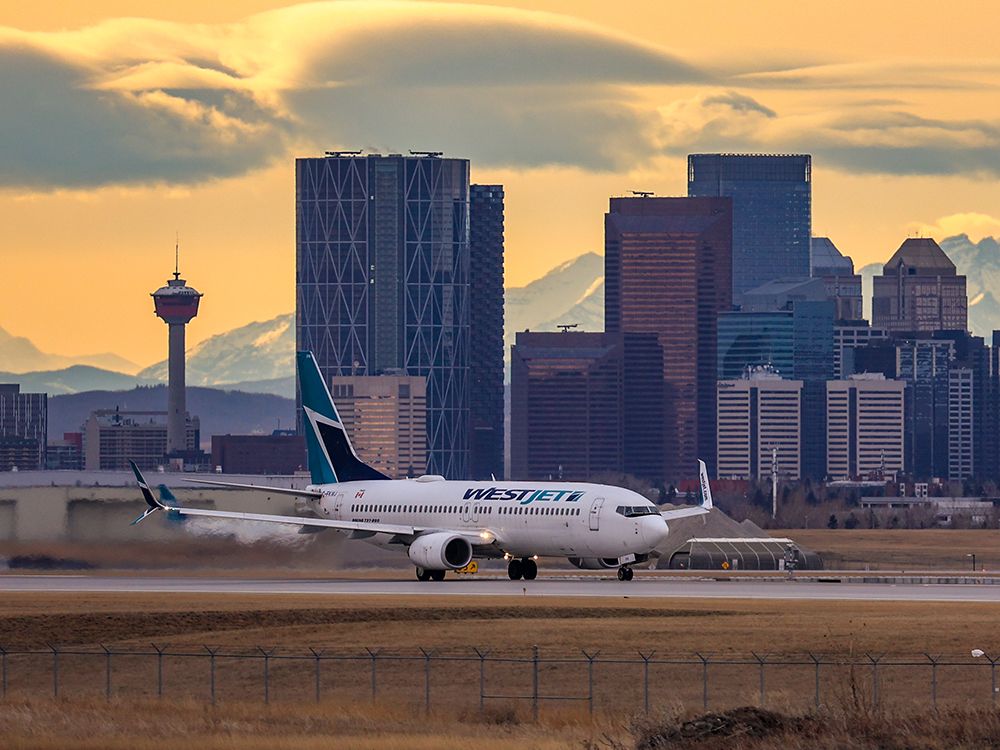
[297,351,390,485]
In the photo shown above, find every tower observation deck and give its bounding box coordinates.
[151,251,202,458]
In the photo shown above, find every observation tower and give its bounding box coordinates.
[151,247,202,456]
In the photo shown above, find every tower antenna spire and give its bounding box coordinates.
[174,232,180,280]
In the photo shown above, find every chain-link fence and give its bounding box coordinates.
[1,645,998,715]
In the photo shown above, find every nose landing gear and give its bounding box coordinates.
[507,557,538,580]
[617,566,634,582]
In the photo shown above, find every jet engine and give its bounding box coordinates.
[408,532,474,570]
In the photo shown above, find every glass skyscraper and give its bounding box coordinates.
[688,154,812,300]
[296,153,472,479]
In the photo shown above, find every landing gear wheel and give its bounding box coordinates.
[625,567,634,581]
[415,568,431,582]
[617,566,633,582]
[430,569,446,582]
[508,559,524,580]
[522,558,538,581]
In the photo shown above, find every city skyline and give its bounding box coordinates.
[3,1,1000,366]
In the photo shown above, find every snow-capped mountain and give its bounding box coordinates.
[504,252,605,352]
[138,313,295,387]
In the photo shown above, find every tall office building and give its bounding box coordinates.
[510,332,623,481]
[296,152,476,478]
[872,238,967,334]
[605,196,732,481]
[810,237,863,321]
[717,368,802,480]
[688,154,811,300]
[833,321,885,379]
[331,375,428,479]
[948,368,975,481]
[826,374,905,481]
[469,185,505,480]
[0,384,47,471]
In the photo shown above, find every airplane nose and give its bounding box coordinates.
[643,517,669,547]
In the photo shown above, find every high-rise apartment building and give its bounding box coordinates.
[717,369,802,480]
[330,375,428,479]
[826,374,905,481]
[0,384,47,471]
[510,332,623,481]
[688,154,811,300]
[717,279,834,479]
[948,368,975,481]
[871,238,967,334]
[605,196,732,481]
[296,153,479,479]
[469,184,505,480]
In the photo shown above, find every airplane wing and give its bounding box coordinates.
[661,458,714,522]
[183,478,323,499]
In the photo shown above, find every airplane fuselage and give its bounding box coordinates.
[302,476,669,559]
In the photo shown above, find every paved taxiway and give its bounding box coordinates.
[2,575,1000,602]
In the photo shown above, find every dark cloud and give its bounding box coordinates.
[0,45,285,188]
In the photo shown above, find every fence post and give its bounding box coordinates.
[752,652,767,706]
[866,654,882,707]
[696,653,709,710]
[0,645,6,699]
[309,648,323,703]
[101,644,112,701]
[257,647,274,704]
[473,648,489,712]
[151,644,165,699]
[925,654,939,709]
[419,648,433,716]
[532,645,540,722]
[638,651,655,714]
[205,646,219,705]
[365,648,380,703]
[49,644,59,699]
[989,656,999,706]
[582,650,599,716]
[808,653,821,709]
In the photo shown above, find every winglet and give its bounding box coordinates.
[129,460,165,525]
[697,459,714,510]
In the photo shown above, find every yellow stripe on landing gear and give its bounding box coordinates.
[456,561,479,574]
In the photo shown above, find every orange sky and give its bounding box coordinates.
[2,1,1000,367]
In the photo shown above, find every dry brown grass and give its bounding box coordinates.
[774,529,1000,571]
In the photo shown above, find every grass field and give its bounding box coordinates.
[3,591,1000,747]
[774,529,1000,571]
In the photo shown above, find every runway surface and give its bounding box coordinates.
[3,574,1000,602]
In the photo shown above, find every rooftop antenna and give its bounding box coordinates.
[174,232,180,280]
[557,323,578,333]
[630,190,654,198]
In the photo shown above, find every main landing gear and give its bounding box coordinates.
[415,568,446,582]
[617,566,634,582]
[507,557,538,581]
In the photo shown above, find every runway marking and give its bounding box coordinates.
[2,575,1000,603]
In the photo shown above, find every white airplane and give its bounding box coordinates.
[130,351,712,582]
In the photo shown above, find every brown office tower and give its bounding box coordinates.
[510,332,624,481]
[872,238,967,335]
[605,196,732,482]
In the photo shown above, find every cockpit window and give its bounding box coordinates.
[615,505,661,518]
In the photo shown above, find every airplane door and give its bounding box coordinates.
[461,503,471,523]
[589,497,604,531]
[333,492,344,518]
[471,503,481,523]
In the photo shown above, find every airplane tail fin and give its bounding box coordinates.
[297,351,390,484]
[129,460,165,525]
[697,459,714,510]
